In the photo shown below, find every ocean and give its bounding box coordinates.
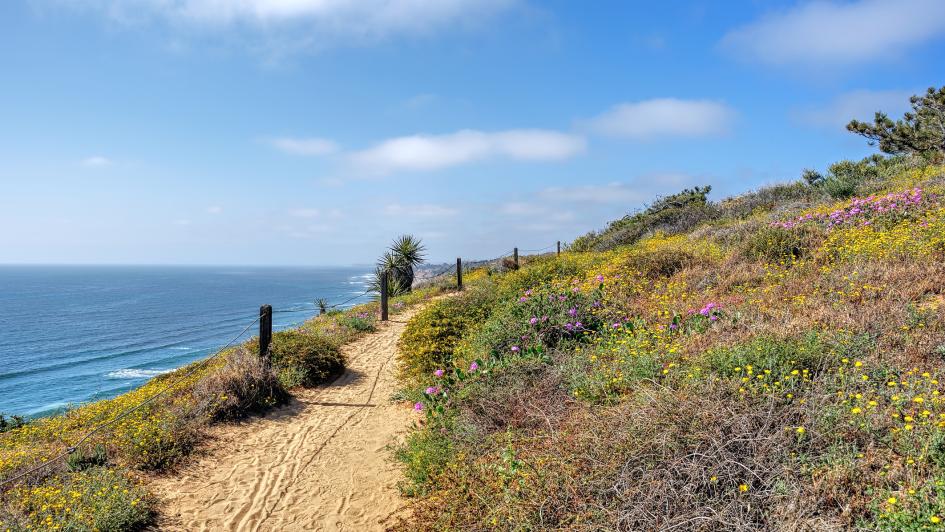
[0,265,373,418]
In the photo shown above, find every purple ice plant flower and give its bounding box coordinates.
[425,386,439,395]
[568,307,578,317]
[414,402,423,412]
[511,345,521,353]
[529,317,538,325]
[519,296,528,303]
[434,369,445,378]
[596,274,605,282]
[469,361,479,372]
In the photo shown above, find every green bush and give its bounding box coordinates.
[571,186,720,251]
[458,284,603,365]
[397,287,496,385]
[251,330,345,388]
[393,426,454,498]
[743,224,822,262]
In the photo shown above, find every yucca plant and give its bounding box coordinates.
[371,235,425,296]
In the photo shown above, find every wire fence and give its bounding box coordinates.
[0,241,562,491]
[0,314,263,490]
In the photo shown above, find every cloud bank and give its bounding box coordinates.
[720,0,945,67]
[350,129,586,173]
[585,99,734,140]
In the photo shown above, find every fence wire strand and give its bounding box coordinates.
[0,315,263,490]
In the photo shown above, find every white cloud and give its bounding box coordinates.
[384,203,459,217]
[71,0,516,51]
[288,208,321,218]
[268,137,339,156]
[81,156,113,167]
[794,89,914,129]
[206,206,223,214]
[720,0,945,67]
[351,129,586,173]
[585,99,734,140]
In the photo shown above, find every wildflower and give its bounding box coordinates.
[795,426,805,434]
[568,307,578,317]
[511,346,520,353]
[596,274,604,282]
[518,297,527,303]
[434,369,445,378]
[888,497,897,505]
[413,402,423,412]
[739,484,749,492]
[425,386,439,395]
[529,317,538,325]
[931,516,941,524]
[469,362,479,372]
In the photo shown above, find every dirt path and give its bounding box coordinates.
[150,308,420,531]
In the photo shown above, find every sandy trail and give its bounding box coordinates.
[151,308,420,531]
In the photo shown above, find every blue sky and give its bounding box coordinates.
[1,0,943,265]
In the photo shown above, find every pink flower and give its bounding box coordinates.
[511,345,521,353]
[596,274,604,282]
[469,361,479,372]
[425,386,439,395]
[414,402,423,411]
[434,369,445,378]
[529,317,538,325]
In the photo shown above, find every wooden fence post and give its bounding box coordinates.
[259,304,272,363]
[456,257,463,291]
[557,241,561,256]
[513,247,519,268]
[380,270,389,321]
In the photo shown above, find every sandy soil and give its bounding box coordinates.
[150,308,420,531]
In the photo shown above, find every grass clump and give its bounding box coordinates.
[251,330,345,389]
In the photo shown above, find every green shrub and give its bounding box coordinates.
[0,414,26,434]
[398,287,496,385]
[251,330,345,388]
[458,284,603,365]
[571,186,720,251]
[705,333,849,379]
[743,224,822,262]
[340,311,376,333]
[394,426,454,498]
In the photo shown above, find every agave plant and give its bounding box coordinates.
[371,235,425,296]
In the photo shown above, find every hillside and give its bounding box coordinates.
[393,156,945,530]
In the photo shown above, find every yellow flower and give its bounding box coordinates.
[738,484,749,493]
[888,497,897,505]
[931,515,941,524]
[795,426,806,434]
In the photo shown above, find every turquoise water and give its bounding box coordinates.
[0,265,372,417]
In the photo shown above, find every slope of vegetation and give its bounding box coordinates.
[0,286,447,530]
[395,155,945,529]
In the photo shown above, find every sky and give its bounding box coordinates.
[1,0,943,266]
